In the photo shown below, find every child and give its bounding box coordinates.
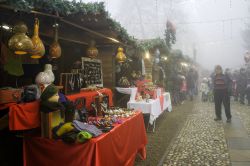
[200,77,209,102]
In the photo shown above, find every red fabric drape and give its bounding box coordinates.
[8,88,113,130]
[23,112,147,166]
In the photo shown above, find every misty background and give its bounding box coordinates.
[80,0,250,70]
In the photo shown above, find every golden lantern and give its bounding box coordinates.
[8,22,33,55]
[49,23,61,59]
[30,18,45,59]
[116,47,126,63]
[86,40,98,58]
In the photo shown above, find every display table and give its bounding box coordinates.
[7,88,113,131]
[162,92,172,112]
[127,92,172,132]
[127,99,161,125]
[23,111,147,166]
[116,87,137,101]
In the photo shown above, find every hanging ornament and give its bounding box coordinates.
[35,64,55,92]
[49,23,61,59]
[116,47,126,63]
[8,22,33,55]
[86,40,98,58]
[30,18,45,59]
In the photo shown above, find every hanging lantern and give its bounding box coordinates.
[86,40,98,58]
[116,47,126,63]
[49,23,61,59]
[8,22,33,55]
[30,18,45,59]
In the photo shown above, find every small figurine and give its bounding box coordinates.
[40,84,64,113]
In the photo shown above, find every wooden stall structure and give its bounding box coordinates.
[0,1,138,165]
[0,1,136,92]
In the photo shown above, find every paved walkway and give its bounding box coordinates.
[160,100,250,166]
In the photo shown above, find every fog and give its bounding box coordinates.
[79,0,249,70]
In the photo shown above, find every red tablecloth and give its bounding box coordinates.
[8,88,113,131]
[23,112,147,166]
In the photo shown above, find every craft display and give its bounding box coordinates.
[21,84,40,102]
[91,94,109,117]
[86,40,98,59]
[73,97,87,122]
[81,57,103,87]
[30,18,45,59]
[81,85,100,91]
[102,107,135,118]
[8,22,33,55]
[118,77,130,87]
[49,23,61,59]
[60,73,81,94]
[35,64,55,92]
[40,84,65,138]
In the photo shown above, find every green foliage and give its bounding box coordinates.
[0,0,135,44]
[135,38,169,55]
[1,0,106,16]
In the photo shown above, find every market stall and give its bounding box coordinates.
[8,88,113,130]
[0,1,147,165]
[23,111,147,166]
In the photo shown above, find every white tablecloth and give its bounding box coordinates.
[162,92,172,112]
[127,99,162,125]
[116,87,137,101]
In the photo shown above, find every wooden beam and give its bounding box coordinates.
[60,19,125,45]
[40,32,88,45]
[0,5,126,46]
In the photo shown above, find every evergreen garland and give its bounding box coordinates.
[0,0,136,44]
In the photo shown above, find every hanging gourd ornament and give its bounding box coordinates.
[49,23,61,59]
[116,47,126,63]
[30,18,45,59]
[86,40,98,59]
[8,22,33,55]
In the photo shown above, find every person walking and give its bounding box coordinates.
[212,65,232,122]
[237,68,247,104]
[186,68,196,101]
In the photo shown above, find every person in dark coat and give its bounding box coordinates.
[212,65,232,123]
[246,65,250,106]
[186,68,196,100]
[237,68,247,104]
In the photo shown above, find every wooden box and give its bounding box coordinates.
[0,88,22,104]
[59,73,81,95]
[40,110,65,139]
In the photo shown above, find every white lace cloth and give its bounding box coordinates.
[127,98,161,125]
[116,87,137,102]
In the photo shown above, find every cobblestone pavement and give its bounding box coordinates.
[162,102,231,166]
